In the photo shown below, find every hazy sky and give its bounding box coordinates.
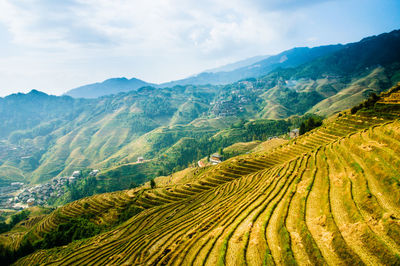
[0,0,399,96]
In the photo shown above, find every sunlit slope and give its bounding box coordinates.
[309,66,389,116]
[14,94,400,265]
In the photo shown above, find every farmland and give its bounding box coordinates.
[7,84,400,265]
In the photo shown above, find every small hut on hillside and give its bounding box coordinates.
[209,153,223,165]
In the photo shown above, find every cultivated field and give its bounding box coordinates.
[11,86,400,265]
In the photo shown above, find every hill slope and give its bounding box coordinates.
[8,85,400,265]
[0,90,88,138]
[159,45,343,88]
[204,55,270,73]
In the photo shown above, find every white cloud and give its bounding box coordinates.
[0,0,398,96]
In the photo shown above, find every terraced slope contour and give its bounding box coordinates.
[14,90,400,265]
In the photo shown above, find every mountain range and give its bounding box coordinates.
[65,30,400,100]
[1,29,399,187]
[64,44,344,99]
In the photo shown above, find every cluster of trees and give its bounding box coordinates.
[0,215,103,265]
[0,202,145,264]
[59,163,155,204]
[276,88,324,115]
[33,216,102,249]
[154,117,316,174]
[0,237,33,265]
[137,96,177,118]
[116,204,143,224]
[0,210,30,234]
[115,112,158,135]
[299,115,323,135]
[243,120,291,141]
[0,210,32,264]
[351,92,380,114]
[68,176,101,202]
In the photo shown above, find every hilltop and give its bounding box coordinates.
[3,82,400,265]
[65,77,153,99]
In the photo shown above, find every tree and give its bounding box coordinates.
[150,179,156,189]
[299,116,322,135]
[299,122,306,135]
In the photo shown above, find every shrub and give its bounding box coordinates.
[299,116,323,135]
[34,217,102,249]
[150,179,156,189]
[117,204,142,223]
[0,210,31,234]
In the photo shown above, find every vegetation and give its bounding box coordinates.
[351,92,380,114]
[0,210,30,234]
[1,85,399,265]
[299,115,323,135]
[1,31,399,185]
[150,179,156,189]
[42,114,321,205]
[33,216,102,249]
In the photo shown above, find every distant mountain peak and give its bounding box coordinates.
[29,89,47,96]
[64,77,153,99]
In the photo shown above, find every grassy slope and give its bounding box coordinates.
[24,87,219,183]
[309,66,391,116]
[8,86,400,265]
[0,165,25,183]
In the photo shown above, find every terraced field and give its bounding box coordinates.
[26,189,140,241]
[10,89,400,265]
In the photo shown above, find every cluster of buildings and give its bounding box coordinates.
[209,81,257,117]
[238,81,254,89]
[1,169,99,210]
[210,100,240,117]
[0,182,24,209]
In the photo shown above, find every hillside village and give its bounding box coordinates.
[0,170,99,210]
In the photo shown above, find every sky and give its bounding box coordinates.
[0,0,399,97]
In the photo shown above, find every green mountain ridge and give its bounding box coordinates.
[0,29,399,188]
[64,44,344,99]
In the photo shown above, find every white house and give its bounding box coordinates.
[289,129,300,139]
[72,171,81,177]
[209,153,222,165]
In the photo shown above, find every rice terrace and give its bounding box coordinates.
[1,83,398,265]
[0,1,400,265]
